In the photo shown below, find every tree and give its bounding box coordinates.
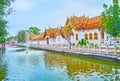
[28,27,40,35]
[61,24,73,49]
[101,0,120,54]
[6,36,14,42]
[0,0,14,43]
[113,0,118,5]
[16,30,26,43]
[78,39,88,46]
[66,24,73,49]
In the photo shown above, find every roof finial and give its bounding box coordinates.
[48,25,50,29]
[73,13,75,17]
[83,12,86,17]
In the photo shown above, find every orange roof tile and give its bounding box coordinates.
[85,16,101,29]
[26,34,36,40]
[65,15,101,30]
[26,34,45,41]
[44,28,60,38]
[32,34,45,40]
[65,15,89,31]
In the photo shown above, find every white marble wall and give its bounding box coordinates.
[30,27,111,45]
[83,28,99,44]
[56,36,66,45]
[71,28,108,44]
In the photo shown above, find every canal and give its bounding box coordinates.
[0,46,120,81]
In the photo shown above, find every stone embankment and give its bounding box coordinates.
[17,44,120,62]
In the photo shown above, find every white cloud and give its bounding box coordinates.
[13,0,37,11]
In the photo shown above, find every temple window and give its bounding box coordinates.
[94,32,98,40]
[89,33,93,40]
[76,34,78,41]
[84,33,88,40]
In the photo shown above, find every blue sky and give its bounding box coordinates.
[6,0,113,36]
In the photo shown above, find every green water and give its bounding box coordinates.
[0,46,120,81]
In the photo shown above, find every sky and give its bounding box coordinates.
[6,0,113,36]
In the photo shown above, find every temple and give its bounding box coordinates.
[27,15,111,45]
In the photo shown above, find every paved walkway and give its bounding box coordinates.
[17,43,120,62]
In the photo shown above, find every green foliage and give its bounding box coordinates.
[0,36,5,43]
[101,2,120,37]
[113,0,118,5]
[28,27,40,35]
[6,36,14,42]
[16,30,26,43]
[95,44,99,48]
[0,18,8,36]
[0,0,14,43]
[118,34,120,37]
[0,0,15,17]
[78,39,88,46]
[67,24,72,33]
[0,18,8,43]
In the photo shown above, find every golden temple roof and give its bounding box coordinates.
[26,34,44,41]
[86,16,101,29]
[44,28,61,38]
[65,15,101,30]
[32,34,45,40]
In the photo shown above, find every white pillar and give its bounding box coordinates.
[106,43,108,54]
[88,43,90,52]
[99,43,102,54]
[94,43,95,53]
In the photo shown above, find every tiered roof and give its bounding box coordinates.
[27,34,44,41]
[26,34,36,40]
[86,16,101,29]
[65,15,101,30]
[32,34,45,40]
[44,28,60,38]
[64,15,89,31]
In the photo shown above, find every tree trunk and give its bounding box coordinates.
[67,37,71,49]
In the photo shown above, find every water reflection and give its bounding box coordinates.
[44,52,120,81]
[0,47,120,81]
[0,48,6,54]
[17,53,42,66]
[0,54,7,81]
[2,48,44,81]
